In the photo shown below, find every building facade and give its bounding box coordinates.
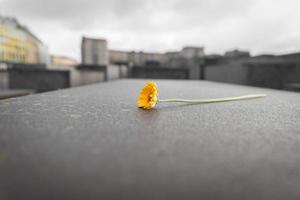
[181,46,205,59]
[0,16,48,64]
[50,55,78,67]
[81,37,108,66]
[224,49,250,58]
[109,46,204,68]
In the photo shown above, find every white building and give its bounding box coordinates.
[181,46,205,59]
[81,37,108,66]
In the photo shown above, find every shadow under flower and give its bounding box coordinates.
[156,103,202,112]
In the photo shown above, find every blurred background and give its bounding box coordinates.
[1,0,300,99]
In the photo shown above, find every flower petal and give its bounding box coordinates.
[137,81,158,110]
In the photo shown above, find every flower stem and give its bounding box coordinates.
[158,94,267,104]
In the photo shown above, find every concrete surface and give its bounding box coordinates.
[0,79,300,200]
[0,89,33,99]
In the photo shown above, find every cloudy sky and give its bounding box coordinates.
[1,0,300,61]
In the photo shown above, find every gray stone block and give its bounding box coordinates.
[0,79,299,199]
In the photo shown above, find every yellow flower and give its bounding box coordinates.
[137,81,158,109]
[137,81,266,110]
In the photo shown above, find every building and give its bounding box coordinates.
[109,50,130,65]
[0,16,71,93]
[50,55,78,67]
[81,36,206,80]
[181,46,205,59]
[109,46,205,68]
[81,37,108,66]
[108,46,205,79]
[109,50,167,67]
[0,15,49,64]
[224,49,250,58]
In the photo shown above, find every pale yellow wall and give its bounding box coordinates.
[25,35,39,63]
[50,56,78,67]
[0,22,40,64]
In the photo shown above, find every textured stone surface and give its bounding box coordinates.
[0,89,33,99]
[0,79,300,200]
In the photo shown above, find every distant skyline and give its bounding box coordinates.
[1,0,300,61]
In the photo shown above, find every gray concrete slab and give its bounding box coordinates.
[0,79,300,200]
[0,89,33,100]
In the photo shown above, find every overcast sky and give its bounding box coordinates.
[1,0,300,60]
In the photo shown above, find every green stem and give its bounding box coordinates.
[158,94,267,104]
